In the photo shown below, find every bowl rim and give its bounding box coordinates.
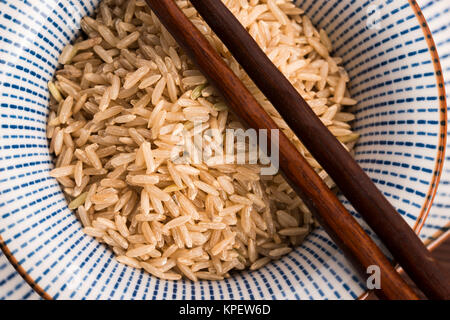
[406,0,448,237]
[0,0,447,300]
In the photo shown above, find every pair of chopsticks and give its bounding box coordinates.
[144,0,450,299]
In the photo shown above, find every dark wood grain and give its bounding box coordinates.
[367,236,450,300]
[187,0,450,300]
[433,238,450,269]
[145,0,419,300]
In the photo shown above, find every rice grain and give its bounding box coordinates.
[49,0,358,282]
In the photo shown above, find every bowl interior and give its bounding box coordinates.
[0,0,445,299]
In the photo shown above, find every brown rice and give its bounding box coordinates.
[47,0,359,281]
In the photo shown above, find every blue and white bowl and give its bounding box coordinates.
[0,0,448,300]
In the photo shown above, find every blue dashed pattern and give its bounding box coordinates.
[0,0,449,301]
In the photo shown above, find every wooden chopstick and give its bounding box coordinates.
[144,0,419,300]
[185,0,450,300]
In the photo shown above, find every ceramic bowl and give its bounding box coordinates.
[0,0,447,299]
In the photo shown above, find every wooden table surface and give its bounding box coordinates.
[433,238,450,273]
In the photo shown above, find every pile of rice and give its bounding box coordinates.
[47,0,359,281]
